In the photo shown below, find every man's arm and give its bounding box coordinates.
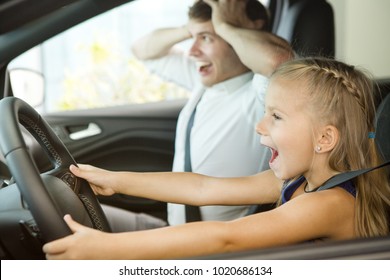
[219,27,292,77]
[204,0,293,77]
[131,26,191,60]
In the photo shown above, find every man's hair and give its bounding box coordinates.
[188,0,270,31]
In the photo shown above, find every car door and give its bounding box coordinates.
[40,99,185,222]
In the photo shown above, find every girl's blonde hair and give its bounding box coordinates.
[272,57,390,237]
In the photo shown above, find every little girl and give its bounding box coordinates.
[43,57,390,259]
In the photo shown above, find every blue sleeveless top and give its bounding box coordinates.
[281,176,356,204]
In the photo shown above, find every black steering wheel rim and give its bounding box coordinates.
[0,97,111,242]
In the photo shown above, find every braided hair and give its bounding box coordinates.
[272,57,390,237]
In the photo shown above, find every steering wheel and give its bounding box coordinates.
[0,97,111,245]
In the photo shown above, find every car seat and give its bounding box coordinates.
[268,0,335,58]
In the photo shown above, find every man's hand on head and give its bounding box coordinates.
[204,0,262,30]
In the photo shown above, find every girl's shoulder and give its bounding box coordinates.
[278,187,356,239]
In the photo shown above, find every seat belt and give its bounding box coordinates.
[184,107,202,222]
[318,160,390,191]
[319,93,390,191]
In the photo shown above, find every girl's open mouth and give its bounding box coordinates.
[269,147,279,164]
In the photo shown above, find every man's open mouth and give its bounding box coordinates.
[196,61,212,73]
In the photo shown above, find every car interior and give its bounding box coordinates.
[0,0,389,260]
[270,0,335,58]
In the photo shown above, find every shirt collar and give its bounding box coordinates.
[207,71,254,94]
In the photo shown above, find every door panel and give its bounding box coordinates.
[42,99,186,221]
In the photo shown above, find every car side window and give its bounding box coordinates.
[8,0,192,113]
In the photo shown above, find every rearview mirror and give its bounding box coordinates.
[9,68,44,108]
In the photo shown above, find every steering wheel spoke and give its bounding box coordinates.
[44,168,80,193]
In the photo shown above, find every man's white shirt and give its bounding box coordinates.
[145,54,270,225]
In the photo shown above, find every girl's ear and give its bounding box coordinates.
[316,125,339,153]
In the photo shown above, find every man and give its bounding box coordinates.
[104,0,293,230]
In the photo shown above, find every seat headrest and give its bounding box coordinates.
[273,0,335,58]
[375,93,390,161]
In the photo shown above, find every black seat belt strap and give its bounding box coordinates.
[318,160,390,191]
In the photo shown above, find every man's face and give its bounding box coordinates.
[187,19,248,87]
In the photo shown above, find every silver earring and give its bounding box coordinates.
[316,146,321,152]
